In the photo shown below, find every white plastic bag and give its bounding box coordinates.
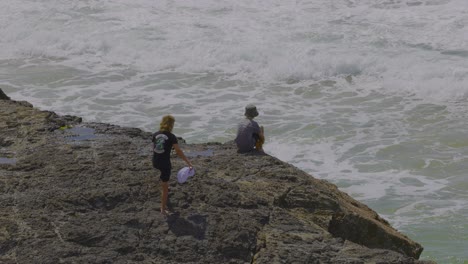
[177,167,195,184]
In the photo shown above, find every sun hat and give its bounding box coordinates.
[177,167,195,184]
[244,104,259,118]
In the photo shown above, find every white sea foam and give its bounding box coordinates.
[2,0,468,100]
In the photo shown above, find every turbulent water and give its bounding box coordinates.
[1,0,468,262]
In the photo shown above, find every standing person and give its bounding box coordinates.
[152,115,192,216]
[235,104,265,153]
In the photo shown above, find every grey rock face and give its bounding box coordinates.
[0,91,435,264]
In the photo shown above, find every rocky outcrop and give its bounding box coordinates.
[0,88,434,263]
[0,88,10,100]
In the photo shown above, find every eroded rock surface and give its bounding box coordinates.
[0,89,434,264]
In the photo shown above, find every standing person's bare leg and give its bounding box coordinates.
[161,181,169,215]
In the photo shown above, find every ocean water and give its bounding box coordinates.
[1,0,468,262]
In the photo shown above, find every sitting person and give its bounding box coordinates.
[235,104,264,153]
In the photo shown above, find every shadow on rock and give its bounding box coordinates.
[167,213,207,240]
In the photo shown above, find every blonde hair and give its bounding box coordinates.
[159,115,175,132]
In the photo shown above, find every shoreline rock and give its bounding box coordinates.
[0,88,435,263]
[0,89,10,100]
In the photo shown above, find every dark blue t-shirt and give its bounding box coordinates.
[152,131,178,168]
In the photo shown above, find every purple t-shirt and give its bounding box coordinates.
[235,119,261,153]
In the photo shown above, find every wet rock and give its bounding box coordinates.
[0,91,435,264]
[0,88,10,100]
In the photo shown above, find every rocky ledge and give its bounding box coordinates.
[0,89,434,264]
